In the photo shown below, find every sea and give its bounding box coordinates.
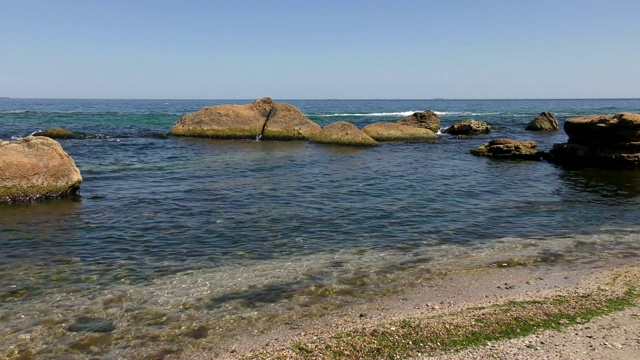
[2,98,640,358]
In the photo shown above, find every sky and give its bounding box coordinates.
[1,0,639,99]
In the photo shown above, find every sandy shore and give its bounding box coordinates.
[192,259,640,359]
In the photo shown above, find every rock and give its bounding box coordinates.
[526,112,559,131]
[0,136,82,202]
[361,122,438,142]
[394,110,441,133]
[169,97,321,140]
[34,127,76,139]
[169,99,267,139]
[67,317,115,333]
[445,119,491,136]
[549,113,640,167]
[564,113,640,145]
[262,103,322,140]
[311,121,379,146]
[471,139,542,160]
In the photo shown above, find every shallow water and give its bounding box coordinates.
[2,98,640,358]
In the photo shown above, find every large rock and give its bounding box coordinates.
[262,103,322,140]
[549,113,640,167]
[445,119,491,136]
[362,122,438,142]
[169,97,321,140]
[471,139,542,160]
[525,112,559,131]
[394,110,441,133]
[312,122,379,146]
[169,99,267,139]
[0,136,82,202]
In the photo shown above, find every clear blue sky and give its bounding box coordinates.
[1,0,638,99]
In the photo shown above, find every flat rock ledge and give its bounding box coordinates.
[169,97,321,140]
[445,119,492,136]
[394,110,441,133]
[0,136,82,202]
[362,122,438,142]
[549,113,640,167]
[471,139,543,160]
[312,121,379,146]
[526,111,559,131]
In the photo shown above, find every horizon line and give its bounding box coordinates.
[2,97,639,101]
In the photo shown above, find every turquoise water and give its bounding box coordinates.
[2,98,640,358]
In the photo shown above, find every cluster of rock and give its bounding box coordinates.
[0,136,82,202]
[549,113,640,167]
[6,98,640,203]
[170,97,441,146]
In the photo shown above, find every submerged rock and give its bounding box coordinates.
[169,97,321,140]
[394,110,441,133]
[525,112,559,131]
[362,122,438,142]
[312,121,379,146]
[445,119,491,136]
[471,139,542,160]
[0,136,82,202]
[34,127,76,139]
[549,113,640,167]
[67,317,115,333]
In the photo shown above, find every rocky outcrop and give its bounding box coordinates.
[549,113,640,167]
[262,103,321,140]
[34,128,76,139]
[394,110,441,133]
[312,122,379,146]
[445,119,491,136]
[526,112,559,131]
[169,97,320,140]
[471,139,543,160]
[362,122,438,142]
[0,136,82,202]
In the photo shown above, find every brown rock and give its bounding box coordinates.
[0,136,82,202]
[471,139,541,160]
[526,112,559,131]
[169,97,321,140]
[394,110,441,133]
[34,127,76,139]
[312,121,379,146]
[445,119,491,136]
[262,103,322,140]
[169,102,265,139]
[362,122,438,142]
[564,113,640,145]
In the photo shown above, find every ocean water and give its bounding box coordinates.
[2,98,640,358]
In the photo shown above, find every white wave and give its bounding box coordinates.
[313,111,419,117]
[0,110,27,114]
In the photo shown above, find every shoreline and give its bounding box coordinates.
[197,259,640,359]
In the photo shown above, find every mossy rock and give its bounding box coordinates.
[34,128,75,139]
[362,122,438,142]
[312,121,379,146]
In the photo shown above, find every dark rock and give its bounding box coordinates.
[312,121,379,146]
[526,112,559,131]
[394,110,441,133]
[445,119,491,135]
[361,122,438,142]
[471,139,542,160]
[0,136,82,202]
[67,317,115,333]
[549,113,640,167]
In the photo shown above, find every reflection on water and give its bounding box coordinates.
[560,167,640,199]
